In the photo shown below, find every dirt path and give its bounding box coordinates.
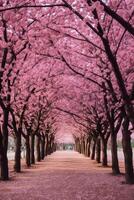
[0,151,134,200]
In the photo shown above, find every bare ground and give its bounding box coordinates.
[0,151,134,200]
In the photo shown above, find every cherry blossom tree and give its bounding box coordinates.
[0,0,134,184]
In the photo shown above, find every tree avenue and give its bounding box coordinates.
[0,0,134,185]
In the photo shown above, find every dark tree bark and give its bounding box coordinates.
[78,139,81,153]
[30,134,35,164]
[87,136,92,157]
[0,132,2,160]
[25,135,31,167]
[0,148,9,180]
[111,133,120,174]
[41,135,45,160]
[101,138,108,166]
[50,139,54,154]
[91,139,96,160]
[36,135,41,162]
[49,134,54,154]
[0,136,9,180]
[14,132,21,172]
[81,138,85,155]
[84,138,88,156]
[53,143,57,152]
[45,134,48,156]
[47,142,51,155]
[104,96,121,174]
[75,139,79,152]
[96,138,101,163]
[76,140,78,152]
[122,117,134,184]
[0,109,9,180]
[51,142,55,153]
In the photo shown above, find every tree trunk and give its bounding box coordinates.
[75,140,79,152]
[25,135,31,167]
[102,37,134,128]
[87,137,92,157]
[0,136,9,180]
[0,109,9,180]
[81,139,85,155]
[30,134,35,164]
[41,135,45,160]
[14,132,21,172]
[122,117,134,184]
[78,139,81,153]
[74,142,77,151]
[50,139,54,154]
[111,133,120,174]
[47,142,51,155]
[85,139,88,156]
[36,135,41,162]
[49,137,53,154]
[51,142,55,153]
[0,150,9,180]
[96,138,101,163]
[53,143,57,152]
[101,138,108,166]
[91,139,96,160]
[45,134,48,156]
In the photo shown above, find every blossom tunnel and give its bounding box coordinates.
[0,0,134,186]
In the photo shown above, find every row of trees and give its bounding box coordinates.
[0,0,62,180]
[0,0,134,184]
[48,0,134,184]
